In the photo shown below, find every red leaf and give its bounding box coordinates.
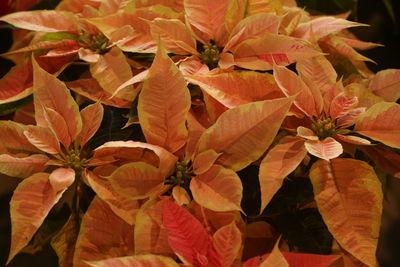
[162,199,211,266]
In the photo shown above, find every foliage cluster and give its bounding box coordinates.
[0,0,399,266]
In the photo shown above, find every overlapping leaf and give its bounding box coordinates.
[191,164,243,212]
[32,57,82,148]
[310,158,382,266]
[8,172,69,263]
[138,41,190,153]
[73,197,135,267]
[355,102,400,148]
[197,96,294,171]
[162,199,211,265]
[259,136,307,212]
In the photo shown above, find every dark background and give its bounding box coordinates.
[0,0,399,266]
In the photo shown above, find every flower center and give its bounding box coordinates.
[201,42,220,69]
[310,118,336,139]
[64,149,87,171]
[166,161,193,187]
[78,32,109,53]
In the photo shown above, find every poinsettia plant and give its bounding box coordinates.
[0,0,399,266]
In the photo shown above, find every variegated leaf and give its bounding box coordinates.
[259,136,307,212]
[232,32,321,70]
[191,164,242,212]
[79,102,104,146]
[355,102,400,148]
[369,69,400,102]
[186,71,284,108]
[0,10,78,32]
[134,199,174,256]
[0,154,48,178]
[197,97,293,171]
[310,159,382,266]
[138,41,190,153]
[32,57,82,147]
[86,255,179,267]
[212,222,242,267]
[108,162,165,200]
[73,197,135,267]
[90,47,135,101]
[304,137,343,160]
[8,172,67,263]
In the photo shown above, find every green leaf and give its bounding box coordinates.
[0,95,33,116]
[41,32,79,42]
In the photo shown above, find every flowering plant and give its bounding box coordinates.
[0,0,399,266]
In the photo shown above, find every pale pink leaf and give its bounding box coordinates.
[73,197,135,267]
[78,48,100,63]
[355,102,400,148]
[0,154,49,178]
[259,136,307,212]
[162,199,211,265]
[297,126,318,140]
[190,164,243,212]
[336,107,365,128]
[329,93,358,120]
[304,137,343,160]
[48,168,75,193]
[79,102,104,146]
[369,69,400,102]
[8,173,66,263]
[0,10,78,32]
[138,41,190,153]
[197,97,294,171]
